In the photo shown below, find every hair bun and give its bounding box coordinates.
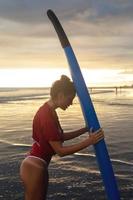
[60,75,70,82]
[50,74,76,99]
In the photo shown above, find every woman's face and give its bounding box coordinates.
[58,93,75,110]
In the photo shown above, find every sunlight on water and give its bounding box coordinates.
[0,87,133,147]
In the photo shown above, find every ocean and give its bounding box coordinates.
[0,87,133,200]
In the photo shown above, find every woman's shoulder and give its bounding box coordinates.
[37,102,55,118]
[34,102,58,125]
[37,102,50,116]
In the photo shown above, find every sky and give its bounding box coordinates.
[0,0,133,87]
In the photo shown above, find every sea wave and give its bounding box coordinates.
[74,152,133,166]
[0,139,31,147]
[93,99,133,107]
[0,88,114,104]
[0,94,49,103]
[109,102,133,107]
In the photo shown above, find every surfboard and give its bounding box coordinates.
[47,9,120,200]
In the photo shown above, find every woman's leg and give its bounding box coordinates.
[20,157,48,200]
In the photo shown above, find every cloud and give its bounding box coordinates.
[0,0,45,23]
[0,0,132,24]
[0,0,88,24]
[119,69,133,75]
[0,0,133,70]
[0,0,133,37]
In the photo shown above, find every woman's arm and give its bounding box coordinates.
[49,128,104,157]
[63,127,88,141]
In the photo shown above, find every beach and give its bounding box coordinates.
[0,88,133,200]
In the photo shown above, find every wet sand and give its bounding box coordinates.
[0,142,133,200]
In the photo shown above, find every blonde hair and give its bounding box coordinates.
[50,75,76,100]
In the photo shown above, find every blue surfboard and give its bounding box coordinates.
[47,9,120,200]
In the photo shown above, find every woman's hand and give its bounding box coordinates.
[88,128,104,145]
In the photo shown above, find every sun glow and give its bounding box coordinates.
[82,68,123,86]
[0,68,71,87]
[0,68,132,87]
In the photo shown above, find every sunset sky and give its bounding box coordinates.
[0,0,133,87]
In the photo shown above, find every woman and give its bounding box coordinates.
[20,75,104,200]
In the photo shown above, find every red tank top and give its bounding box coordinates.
[28,102,64,164]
